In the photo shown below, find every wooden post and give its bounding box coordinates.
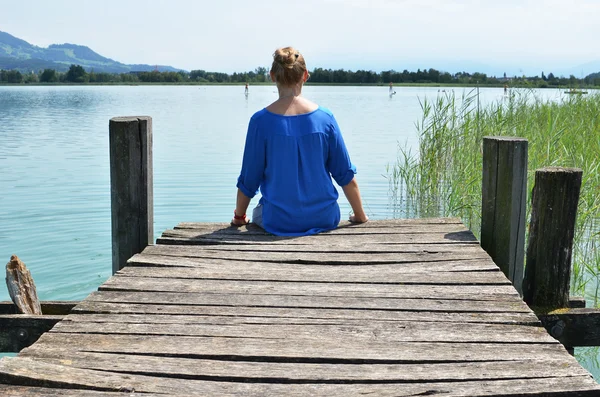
[481,137,528,295]
[522,167,582,309]
[109,116,153,274]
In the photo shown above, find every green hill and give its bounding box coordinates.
[0,30,182,73]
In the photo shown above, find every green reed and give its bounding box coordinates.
[388,89,600,300]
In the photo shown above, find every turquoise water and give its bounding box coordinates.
[3,85,597,378]
[0,84,431,301]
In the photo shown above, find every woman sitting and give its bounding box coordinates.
[232,46,368,236]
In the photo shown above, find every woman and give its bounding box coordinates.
[232,46,368,236]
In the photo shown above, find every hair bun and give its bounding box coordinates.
[271,47,306,85]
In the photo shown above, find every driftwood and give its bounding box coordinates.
[5,255,42,315]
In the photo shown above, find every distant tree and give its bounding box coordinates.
[2,70,23,83]
[541,71,547,81]
[65,64,88,83]
[254,67,268,82]
[190,69,207,81]
[472,72,488,83]
[439,72,453,84]
[40,69,58,82]
[23,72,39,84]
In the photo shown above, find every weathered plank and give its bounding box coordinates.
[152,241,483,253]
[23,332,570,362]
[0,384,163,396]
[140,244,490,264]
[158,228,478,245]
[70,302,541,325]
[100,276,514,299]
[49,319,556,344]
[83,290,533,313]
[2,357,599,396]
[126,254,500,272]
[17,351,587,382]
[105,273,517,299]
[0,301,77,315]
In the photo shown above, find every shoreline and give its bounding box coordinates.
[0,82,591,89]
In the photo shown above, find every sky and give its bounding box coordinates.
[1,0,599,77]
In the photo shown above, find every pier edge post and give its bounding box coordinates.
[109,116,154,274]
[481,136,528,295]
[522,167,582,309]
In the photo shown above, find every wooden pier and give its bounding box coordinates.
[1,218,599,396]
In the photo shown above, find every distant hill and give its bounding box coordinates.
[0,30,182,73]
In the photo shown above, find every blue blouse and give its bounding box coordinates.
[237,106,356,236]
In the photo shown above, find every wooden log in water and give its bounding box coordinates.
[0,314,64,352]
[522,167,582,309]
[0,301,76,352]
[539,308,600,347]
[481,136,528,295]
[5,255,41,315]
[109,116,154,274]
[0,301,78,315]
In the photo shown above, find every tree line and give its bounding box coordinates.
[1,64,599,87]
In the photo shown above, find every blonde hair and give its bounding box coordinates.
[270,47,306,87]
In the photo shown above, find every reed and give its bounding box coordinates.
[389,89,600,300]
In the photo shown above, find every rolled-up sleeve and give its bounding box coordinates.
[236,117,264,198]
[326,116,356,187]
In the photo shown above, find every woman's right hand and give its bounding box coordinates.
[349,214,369,223]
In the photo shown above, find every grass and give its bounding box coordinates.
[388,88,600,301]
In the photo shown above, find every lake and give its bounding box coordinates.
[3,85,598,377]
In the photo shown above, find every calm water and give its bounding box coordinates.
[2,85,597,378]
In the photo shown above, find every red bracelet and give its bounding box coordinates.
[233,210,246,220]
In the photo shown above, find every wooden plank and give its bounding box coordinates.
[153,241,483,253]
[98,277,519,305]
[17,351,588,382]
[126,254,500,272]
[23,332,571,362]
[106,273,517,298]
[61,312,540,326]
[0,301,77,315]
[140,244,490,264]
[1,357,599,396]
[101,277,515,298]
[71,302,541,325]
[83,290,533,313]
[49,319,557,344]
[158,228,479,245]
[0,385,164,396]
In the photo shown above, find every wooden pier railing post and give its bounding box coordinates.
[522,167,582,309]
[481,137,528,295]
[109,116,153,274]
